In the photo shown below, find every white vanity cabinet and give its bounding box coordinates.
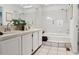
[22,34,32,55]
[38,30,42,46]
[22,30,42,54]
[32,32,39,52]
[0,36,21,55]
[0,29,42,55]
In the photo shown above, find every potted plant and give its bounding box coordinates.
[11,19,26,30]
[11,19,19,26]
[11,19,19,30]
[19,19,26,30]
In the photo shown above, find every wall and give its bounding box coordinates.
[42,5,69,34]
[23,8,36,27]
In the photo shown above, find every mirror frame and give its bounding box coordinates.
[6,12,13,21]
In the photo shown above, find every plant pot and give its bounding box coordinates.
[15,25,25,31]
[19,25,25,31]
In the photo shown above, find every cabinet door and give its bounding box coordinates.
[38,31,42,46]
[22,34,32,55]
[0,36,21,55]
[33,32,39,52]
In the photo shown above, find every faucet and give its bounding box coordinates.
[6,22,11,31]
[5,21,12,32]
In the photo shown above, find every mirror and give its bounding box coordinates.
[0,7,2,26]
[12,11,25,20]
[12,11,20,19]
[6,12,13,21]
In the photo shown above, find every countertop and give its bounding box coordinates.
[0,28,42,41]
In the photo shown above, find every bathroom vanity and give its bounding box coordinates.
[0,28,42,55]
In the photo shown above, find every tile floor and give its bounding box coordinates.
[34,42,73,55]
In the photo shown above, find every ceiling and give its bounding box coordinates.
[18,4,70,9]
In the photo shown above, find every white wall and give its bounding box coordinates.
[23,8,36,27]
[41,5,69,34]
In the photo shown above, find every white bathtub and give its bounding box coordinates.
[42,33,70,43]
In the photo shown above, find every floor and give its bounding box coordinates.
[34,42,73,55]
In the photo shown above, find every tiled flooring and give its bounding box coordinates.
[34,42,73,55]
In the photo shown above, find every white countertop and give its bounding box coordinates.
[0,28,42,41]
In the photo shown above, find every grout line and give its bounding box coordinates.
[65,43,67,55]
[57,42,59,55]
[35,45,44,55]
[37,47,44,55]
[47,46,51,55]
[35,42,70,55]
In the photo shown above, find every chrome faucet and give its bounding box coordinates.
[5,21,12,32]
[6,22,11,31]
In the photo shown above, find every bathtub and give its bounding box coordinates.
[42,33,70,43]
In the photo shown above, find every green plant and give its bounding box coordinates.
[11,19,27,30]
[11,19,26,26]
[11,19,20,26]
[19,19,26,25]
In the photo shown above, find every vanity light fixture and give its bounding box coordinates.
[23,6,32,8]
